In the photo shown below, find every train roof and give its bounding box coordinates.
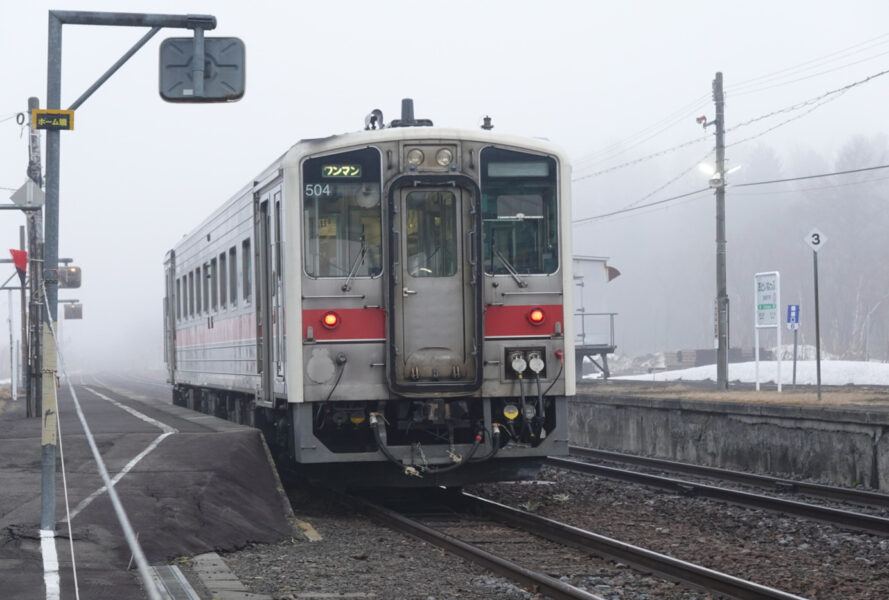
[171,125,570,254]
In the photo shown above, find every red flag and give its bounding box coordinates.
[9,249,27,283]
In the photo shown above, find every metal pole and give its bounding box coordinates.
[18,226,27,399]
[792,328,798,389]
[9,290,15,401]
[813,250,822,401]
[192,26,205,97]
[713,72,729,390]
[40,11,62,534]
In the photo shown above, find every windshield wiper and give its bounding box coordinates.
[342,236,368,292]
[495,249,527,288]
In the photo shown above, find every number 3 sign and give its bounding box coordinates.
[805,228,827,252]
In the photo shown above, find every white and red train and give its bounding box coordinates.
[163,100,575,486]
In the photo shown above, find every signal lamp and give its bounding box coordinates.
[528,308,545,325]
[321,311,340,329]
[502,404,519,421]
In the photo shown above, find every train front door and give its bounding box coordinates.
[391,186,480,391]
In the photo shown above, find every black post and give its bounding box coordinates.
[813,251,822,401]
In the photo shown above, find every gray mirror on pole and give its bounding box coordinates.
[159,37,245,102]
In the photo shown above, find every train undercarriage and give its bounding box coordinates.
[172,384,567,487]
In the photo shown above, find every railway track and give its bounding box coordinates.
[547,451,889,536]
[351,489,806,600]
[568,446,889,509]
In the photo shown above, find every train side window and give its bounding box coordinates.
[195,267,203,314]
[188,271,195,317]
[210,258,218,311]
[229,247,238,307]
[175,278,181,321]
[219,252,227,309]
[202,264,210,313]
[242,239,252,302]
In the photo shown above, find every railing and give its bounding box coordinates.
[574,312,617,348]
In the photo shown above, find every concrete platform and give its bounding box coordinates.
[573,381,889,489]
[0,375,294,599]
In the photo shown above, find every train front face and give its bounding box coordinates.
[293,131,573,487]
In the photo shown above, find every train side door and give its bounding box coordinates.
[390,186,480,391]
[254,186,284,405]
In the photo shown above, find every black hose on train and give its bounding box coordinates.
[470,424,502,462]
[369,412,484,476]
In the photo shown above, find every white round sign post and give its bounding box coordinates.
[805,228,827,401]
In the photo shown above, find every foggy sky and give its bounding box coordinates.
[1,0,888,373]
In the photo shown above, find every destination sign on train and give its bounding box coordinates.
[32,109,74,131]
[321,165,361,178]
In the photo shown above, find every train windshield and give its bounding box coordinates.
[302,147,382,278]
[481,148,558,275]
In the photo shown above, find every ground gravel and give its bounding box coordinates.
[470,468,889,599]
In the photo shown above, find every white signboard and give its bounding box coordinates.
[755,272,779,327]
[754,271,782,392]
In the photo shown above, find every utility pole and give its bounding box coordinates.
[26,97,43,420]
[713,72,729,390]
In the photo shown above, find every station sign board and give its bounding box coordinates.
[32,109,74,131]
[755,272,779,328]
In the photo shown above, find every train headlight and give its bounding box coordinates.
[406,148,424,166]
[503,404,519,420]
[321,311,340,329]
[435,148,453,166]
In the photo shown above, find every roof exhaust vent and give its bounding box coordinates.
[390,98,433,128]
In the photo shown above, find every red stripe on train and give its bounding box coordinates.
[484,304,564,337]
[303,308,386,341]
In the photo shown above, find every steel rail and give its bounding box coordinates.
[462,492,807,600]
[350,494,606,600]
[547,456,889,536]
[569,446,889,508]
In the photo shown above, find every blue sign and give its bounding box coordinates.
[787,304,800,325]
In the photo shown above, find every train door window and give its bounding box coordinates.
[229,247,238,306]
[302,147,382,278]
[176,278,181,321]
[274,193,282,284]
[188,271,195,317]
[480,148,558,275]
[242,239,252,302]
[219,252,227,309]
[210,258,218,311]
[405,191,457,277]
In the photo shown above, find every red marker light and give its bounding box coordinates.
[528,308,545,325]
[322,311,340,329]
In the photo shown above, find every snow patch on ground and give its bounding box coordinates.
[610,360,889,386]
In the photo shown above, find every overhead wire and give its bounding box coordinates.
[726,31,889,94]
[574,94,710,167]
[573,163,889,225]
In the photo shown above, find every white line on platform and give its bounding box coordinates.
[62,387,179,521]
[41,529,60,600]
